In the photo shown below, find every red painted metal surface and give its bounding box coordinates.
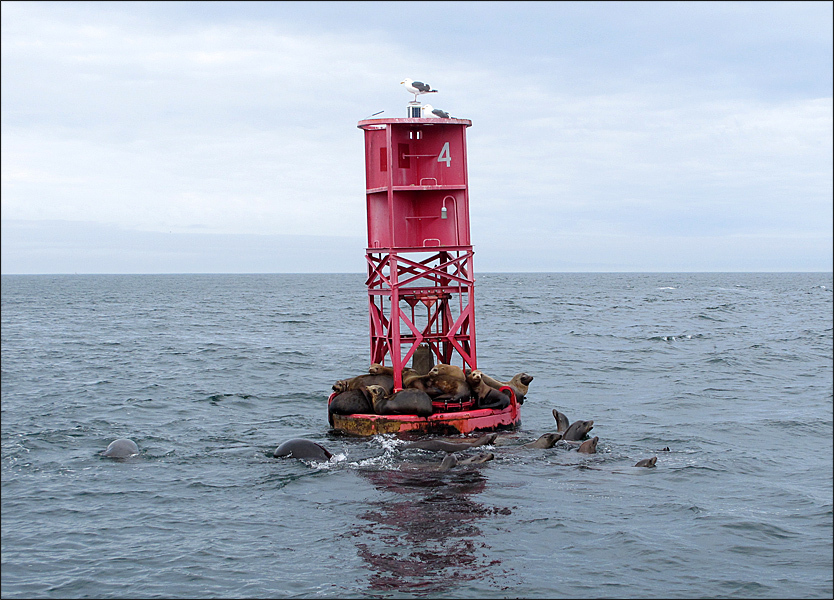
[358,116,478,389]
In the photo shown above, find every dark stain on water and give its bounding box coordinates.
[1,273,832,599]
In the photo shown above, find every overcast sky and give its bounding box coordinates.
[2,1,832,273]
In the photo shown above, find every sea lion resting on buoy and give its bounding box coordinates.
[425,364,471,403]
[103,438,139,458]
[273,439,333,461]
[577,436,599,454]
[370,385,433,417]
[523,433,563,449]
[466,370,511,410]
[438,452,494,471]
[332,372,394,395]
[368,363,418,381]
[635,456,657,467]
[478,372,533,404]
[329,386,377,415]
[404,433,498,453]
[402,371,442,396]
[412,343,435,375]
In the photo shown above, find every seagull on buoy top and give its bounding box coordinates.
[401,78,438,102]
[420,104,451,119]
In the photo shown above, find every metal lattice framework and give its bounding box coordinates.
[366,247,477,389]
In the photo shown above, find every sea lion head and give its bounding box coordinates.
[368,363,385,375]
[429,364,466,380]
[332,379,349,393]
[635,456,657,468]
[525,432,563,448]
[466,369,483,385]
[516,373,534,386]
[365,384,388,410]
[577,436,599,454]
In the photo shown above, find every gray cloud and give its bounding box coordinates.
[2,2,831,272]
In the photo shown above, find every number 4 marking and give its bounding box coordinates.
[437,142,451,167]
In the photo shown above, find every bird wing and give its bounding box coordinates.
[411,81,431,92]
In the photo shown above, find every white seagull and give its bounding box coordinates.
[401,78,438,102]
[420,104,451,119]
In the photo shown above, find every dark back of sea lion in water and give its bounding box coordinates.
[552,409,570,433]
[103,438,139,458]
[329,387,374,415]
[562,419,594,441]
[412,343,435,375]
[635,456,657,467]
[273,439,333,461]
[404,439,477,453]
[577,436,599,454]
[523,433,563,448]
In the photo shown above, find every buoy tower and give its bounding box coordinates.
[357,112,476,390]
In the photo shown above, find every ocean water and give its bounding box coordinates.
[1,272,832,599]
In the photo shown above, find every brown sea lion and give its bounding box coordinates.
[466,370,511,410]
[552,408,570,433]
[437,452,495,472]
[402,371,442,395]
[332,373,394,395]
[577,436,599,454]
[405,433,498,453]
[562,419,594,441]
[523,433,563,449]
[368,363,418,380]
[478,371,533,403]
[328,387,375,415]
[426,364,471,403]
[371,386,433,417]
[459,452,494,465]
[404,440,477,452]
[635,456,657,467]
[412,343,435,375]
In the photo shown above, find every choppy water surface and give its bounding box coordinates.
[2,273,832,598]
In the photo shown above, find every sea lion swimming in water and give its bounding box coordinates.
[562,420,594,441]
[635,456,657,467]
[523,433,563,449]
[273,439,333,461]
[437,452,495,471]
[404,433,498,453]
[577,436,599,454]
[103,438,139,458]
[551,409,570,433]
